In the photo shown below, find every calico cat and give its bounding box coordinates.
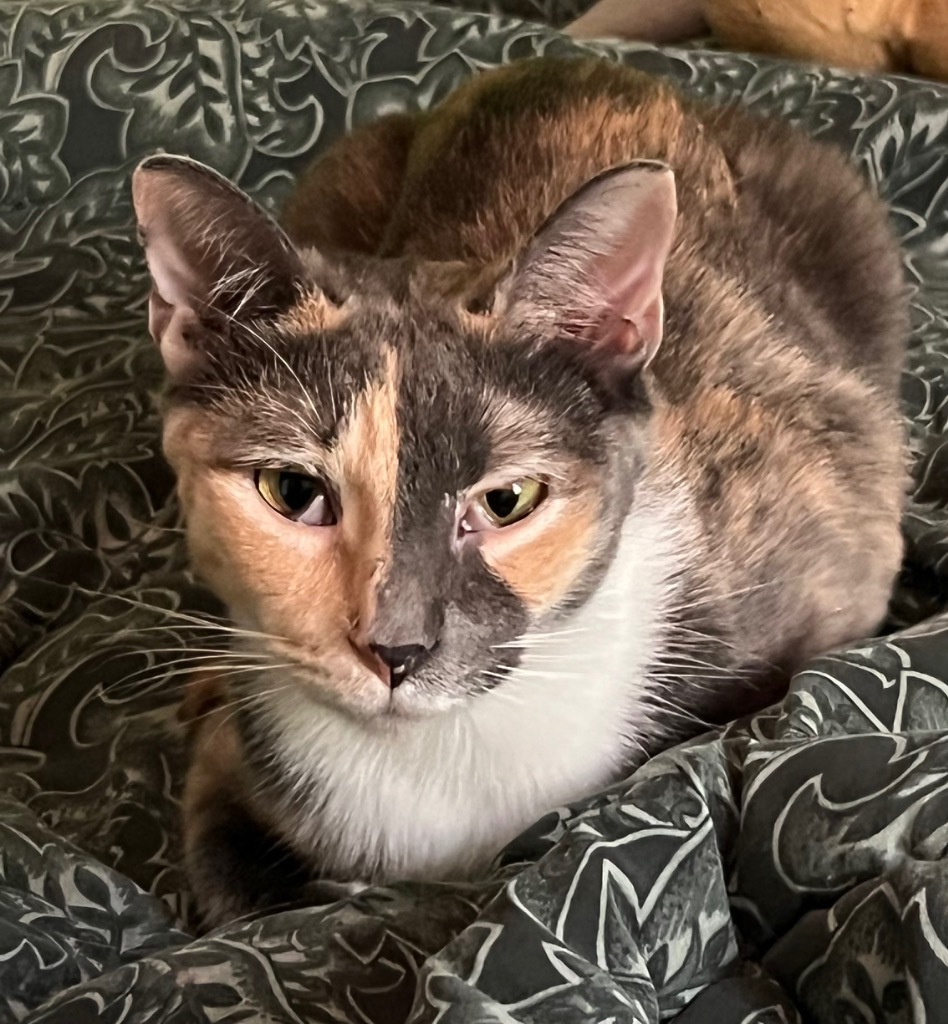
[131,56,907,927]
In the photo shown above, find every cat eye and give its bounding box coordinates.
[255,468,337,526]
[475,478,547,528]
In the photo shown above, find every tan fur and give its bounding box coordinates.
[330,349,401,648]
[653,358,904,663]
[703,0,948,80]
[482,482,601,612]
[706,0,896,72]
[180,675,243,819]
[163,352,402,713]
[179,672,283,833]
[566,0,948,82]
[179,672,291,925]
[179,673,247,871]
[176,669,227,735]
[414,259,509,332]
[275,289,351,334]
[283,67,734,271]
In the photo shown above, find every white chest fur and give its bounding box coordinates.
[261,496,681,881]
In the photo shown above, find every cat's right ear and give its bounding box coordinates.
[495,160,677,394]
[131,155,305,378]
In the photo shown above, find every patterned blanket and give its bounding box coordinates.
[2,1,948,1021]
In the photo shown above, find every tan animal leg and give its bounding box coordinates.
[564,0,706,42]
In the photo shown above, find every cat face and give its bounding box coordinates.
[133,156,676,719]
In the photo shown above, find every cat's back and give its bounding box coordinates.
[684,100,906,395]
[377,57,736,263]
[372,57,904,392]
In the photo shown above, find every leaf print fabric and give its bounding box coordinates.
[2,1,948,1021]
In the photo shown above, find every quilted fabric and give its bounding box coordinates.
[2,0,948,1021]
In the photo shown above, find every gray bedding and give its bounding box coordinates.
[2,1,948,1021]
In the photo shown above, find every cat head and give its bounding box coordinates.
[132,154,677,720]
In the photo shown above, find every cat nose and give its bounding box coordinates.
[369,643,432,689]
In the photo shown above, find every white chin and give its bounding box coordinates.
[388,684,463,719]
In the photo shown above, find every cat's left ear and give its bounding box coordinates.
[497,160,677,384]
[132,155,305,378]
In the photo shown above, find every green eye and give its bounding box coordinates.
[255,468,336,526]
[477,478,547,527]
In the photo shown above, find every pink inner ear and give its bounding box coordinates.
[133,156,307,382]
[149,294,202,379]
[593,291,664,369]
[147,290,202,378]
[144,223,211,311]
[142,218,209,375]
[500,162,678,369]
[591,169,677,366]
[134,171,217,367]
[147,289,172,345]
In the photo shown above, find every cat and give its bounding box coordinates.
[131,56,908,927]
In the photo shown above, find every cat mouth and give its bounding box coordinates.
[386,683,460,719]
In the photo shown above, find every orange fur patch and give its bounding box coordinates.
[481,475,600,613]
[180,673,246,839]
[276,290,350,334]
[180,670,283,873]
[164,350,401,711]
[328,348,400,645]
[177,669,227,733]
